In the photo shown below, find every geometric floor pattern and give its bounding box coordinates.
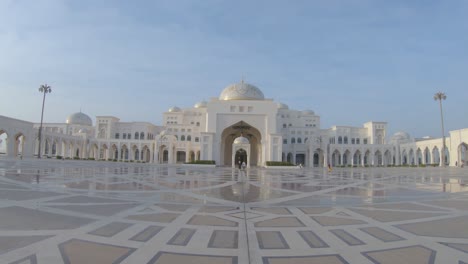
[1,158,468,263]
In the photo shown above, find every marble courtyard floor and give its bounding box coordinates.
[0,159,468,263]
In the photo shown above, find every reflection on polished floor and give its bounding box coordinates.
[0,158,468,263]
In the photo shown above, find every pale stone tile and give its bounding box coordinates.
[0,206,94,230]
[198,206,238,213]
[350,208,443,222]
[208,230,238,249]
[46,195,131,204]
[156,203,191,212]
[167,228,196,246]
[424,200,468,211]
[147,252,236,264]
[0,190,62,201]
[439,242,468,253]
[251,207,291,215]
[311,216,367,226]
[256,231,289,249]
[254,217,305,227]
[89,222,133,237]
[297,231,329,248]
[187,215,238,227]
[330,229,365,246]
[49,203,136,216]
[263,255,348,264]
[0,236,52,254]
[129,226,164,242]
[396,215,468,239]
[8,255,37,264]
[360,227,404,242]
[359,202,447,211]
[298,207,333,214]
[127,212,180,223]
[59,239,135,264]
[363,245,436,264]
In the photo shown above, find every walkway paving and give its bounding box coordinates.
[0,158,467,263]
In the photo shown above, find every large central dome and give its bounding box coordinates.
[66,112,92,126]
[219,81,265,101]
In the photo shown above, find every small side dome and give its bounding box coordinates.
[233,136,249,144]
[302,109,315,115]
[66,112,92,126]
[277,102,289,109]
[194,101,207,108]
[168,106,182,112]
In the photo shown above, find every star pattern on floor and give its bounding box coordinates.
[0,158,468,263]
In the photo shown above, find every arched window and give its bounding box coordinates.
[351,138,355,144]
[338,136,342,144]
[140,132,145,140]
[289,124,292,127]
[187,135,191,141]
[128,134,131,140]
[297,138,302,144]
[344,136,348,144]
[291,138,296,144]
[363,138,368,144]
[356,138,360,144]
[283,139,287,144]
[123,133,127,139]
[181,135,186,141]
[135,132,139,140]
[196,122,200,126]
[195,137,199,142]
[99,129,105,138]
[115,133,120,139]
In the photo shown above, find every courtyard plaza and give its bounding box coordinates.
[0,158,467,263]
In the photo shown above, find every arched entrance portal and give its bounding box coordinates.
[235,148,247,166]
[221,121,262,166]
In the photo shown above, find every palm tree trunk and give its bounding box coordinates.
[439,99,446,166]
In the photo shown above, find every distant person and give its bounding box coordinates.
[328,163,332,172]
[238,160,242,169]
[241,161,246,170]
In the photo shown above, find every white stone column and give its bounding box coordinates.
[6,136,14,158]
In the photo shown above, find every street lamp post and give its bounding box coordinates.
[434,92,447,167]
[37,84,52,159]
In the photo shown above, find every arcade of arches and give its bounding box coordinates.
[1,115,468,168]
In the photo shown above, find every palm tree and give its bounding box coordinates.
[37,84,52,158]
[434,92,447,166]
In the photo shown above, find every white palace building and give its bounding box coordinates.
[1,81,467,167]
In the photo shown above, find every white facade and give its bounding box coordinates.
[1,81,467,167]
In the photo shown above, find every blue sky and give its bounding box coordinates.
[1,0,467,138]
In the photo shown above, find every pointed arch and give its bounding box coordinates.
[353,149,362,166]
[458,142,467,167]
